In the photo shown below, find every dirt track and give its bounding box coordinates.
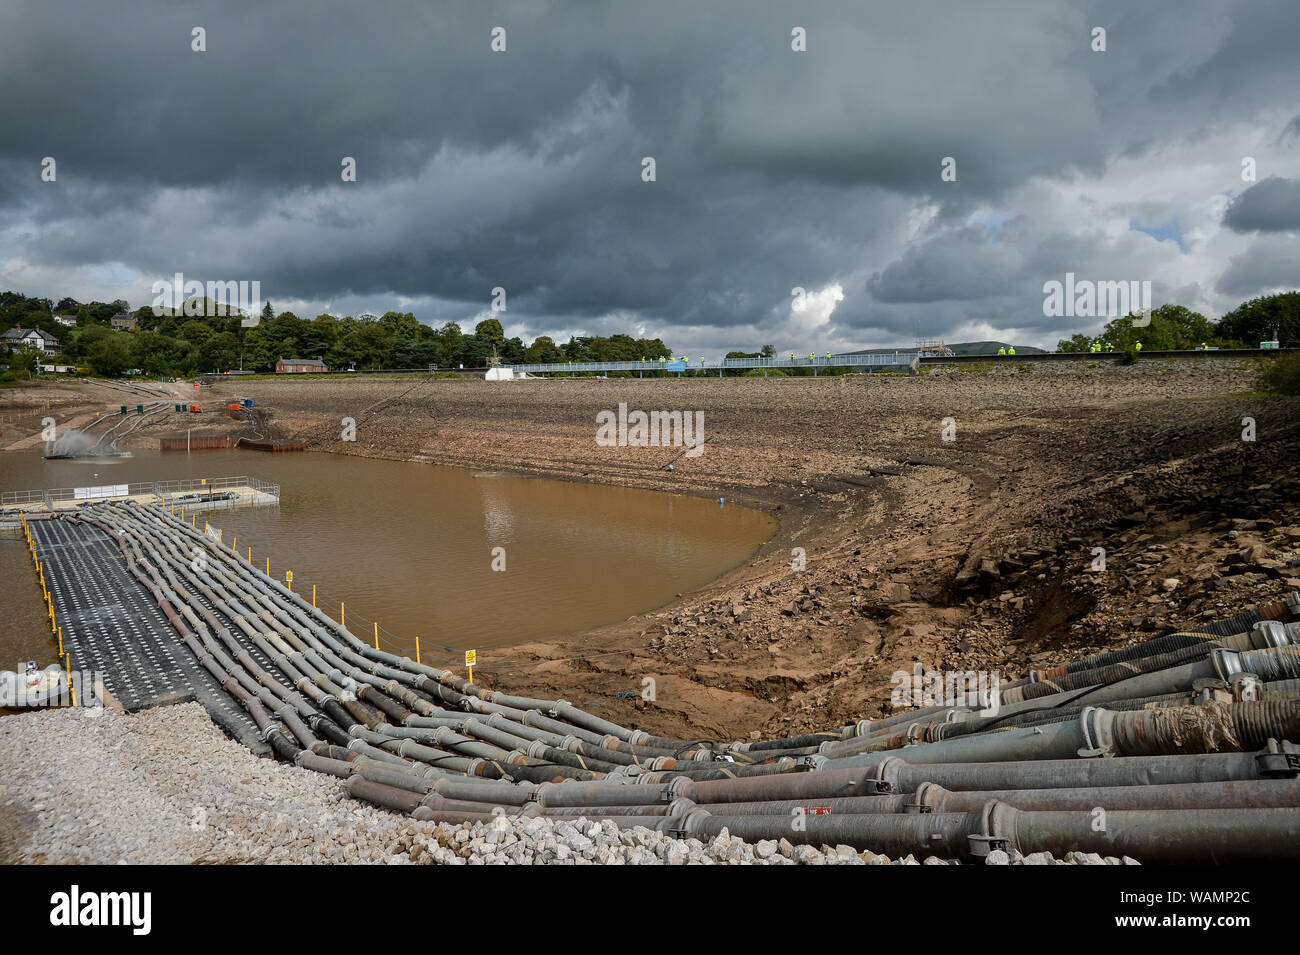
[6,362,1299,742]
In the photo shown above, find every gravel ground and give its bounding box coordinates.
[0,703,1131,865]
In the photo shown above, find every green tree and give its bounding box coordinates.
[524,335,562,362]
[475,317,505,344]
[1216,292,1299,347]
[1056,333,1094,352]
[88,335,132,377]
[178,320,213,346]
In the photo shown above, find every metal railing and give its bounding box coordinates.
[2,475,280,507]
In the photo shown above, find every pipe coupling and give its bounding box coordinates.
[1077,706,1115,758]
[906,781,949,813]
[1252,620,1290,649]
[1210,647,1244,681]
[871,755,903,789]
[526,739,550,760]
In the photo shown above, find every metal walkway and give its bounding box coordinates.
[32,518,280,753]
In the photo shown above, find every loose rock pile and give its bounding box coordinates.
[0,703,1126,865]
[0,703,1145,865]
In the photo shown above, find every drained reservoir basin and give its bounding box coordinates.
[0,450,776,664]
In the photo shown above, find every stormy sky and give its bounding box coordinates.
[1,0,1297,352]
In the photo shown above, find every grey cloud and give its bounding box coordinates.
[1223,177,1300,233]
[1215,235,1300,295]
[1,0,1297,350]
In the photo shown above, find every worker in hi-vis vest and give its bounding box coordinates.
[997,346,1006,355]
[1008,345,1016,355]
[1135,341,1142,352]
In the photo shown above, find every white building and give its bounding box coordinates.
[2,327,60,356]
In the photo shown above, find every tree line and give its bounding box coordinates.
[4,288,1295,379]
[0,293,671,377]
[1055,294,1299,352]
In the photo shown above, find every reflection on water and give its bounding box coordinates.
[0,450,776,662]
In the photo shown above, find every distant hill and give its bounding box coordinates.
[947,341,1047,355]
[840,341,1047,357]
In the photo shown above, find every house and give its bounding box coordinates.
[53,313,78,327]
[2,327,60,356]
[110,312,138,332]
[276,358,328,374]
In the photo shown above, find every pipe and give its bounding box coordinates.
[983,802,1300,863]
[913,778,1300,812]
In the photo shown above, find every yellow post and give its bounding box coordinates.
[415,637,421,664]
[373,622,379,650]
[180,507,184,520]
[58,626,64,656]
[67,654,76,708]
[312,584,316,608]
[232,536,236,551]
[265,556,270,575]
[247,547,252,563]
[192,515,196,527]
[285,570,292,592]
[341,602,345,627]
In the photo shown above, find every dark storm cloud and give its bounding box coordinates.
[2,0,1298,349]
[1223,177,1300,233]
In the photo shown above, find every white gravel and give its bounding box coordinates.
[0,703,1127,865]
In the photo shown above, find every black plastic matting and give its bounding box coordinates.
[31,518,290,754]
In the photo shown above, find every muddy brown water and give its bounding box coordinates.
[0,449,775,671]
